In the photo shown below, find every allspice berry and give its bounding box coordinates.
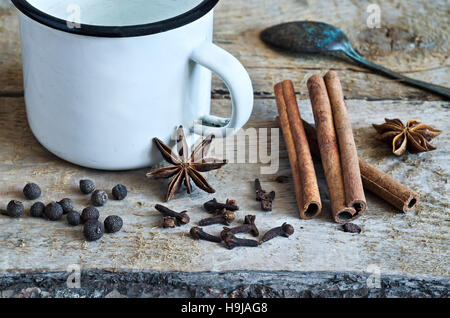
[112,184,127,200]
[83,220,104,241]
[23,183,41,200]
[104,215,123,233]
[7,200,24,218]
[91,190,108,207]
[58,198,74,214]
[81,206,100,224]
[79,179,95,194]
[67,210,81,226]
[45,202,63,221]
[30,202,45,218]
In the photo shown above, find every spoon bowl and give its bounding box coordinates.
[261,21,351,53]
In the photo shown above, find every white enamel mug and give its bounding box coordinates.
[12,0,253,170]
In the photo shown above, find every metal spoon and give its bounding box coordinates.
[260,21,450,99]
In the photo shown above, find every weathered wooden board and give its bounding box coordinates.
[0,0,449,297]
[0,96,448,280]
[1,0,449,99]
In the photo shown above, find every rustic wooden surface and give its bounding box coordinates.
[0,0,449,296]
[1,0,449,99]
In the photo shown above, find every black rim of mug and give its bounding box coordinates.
[11,0,219,38]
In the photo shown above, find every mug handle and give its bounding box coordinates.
[190,42,254,137]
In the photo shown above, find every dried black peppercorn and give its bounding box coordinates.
[23,183,41,200]
[6,200,24,218]
[83,220,104,241]
[112,184,127,200]
[81,206,100,224]
[67,210,81,226]
[44,202,63,221]
[79,179,95,194]
[104,215,123,233]
[30,202,45,218]
[58,198,74,214]
[91,190,108,206]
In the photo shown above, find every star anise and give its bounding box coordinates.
[373,118,441,156]
[146,126,227,201]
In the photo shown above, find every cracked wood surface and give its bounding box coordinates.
[0,0,449,287]
[0,97,448,279]
[0,0,449,100]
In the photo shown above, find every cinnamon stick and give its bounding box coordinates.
[324,71,367,214]
[301,120,420,213]
[274,81,322,219]
[307,74,356,223]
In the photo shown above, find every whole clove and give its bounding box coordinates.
[343,223,361,234]
[203,198,239,213]
[190,227,222,243]
[261,191,275,211]
[255,178,275,211]
[198,209,235,226]
[260,223,294,244]
[220,215,259,239]
[255,178,265,201]
[223,233,259,250]
[155,204,190,225]
[162,216,176,228]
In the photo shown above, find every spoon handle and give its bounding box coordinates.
[344,47,450,99]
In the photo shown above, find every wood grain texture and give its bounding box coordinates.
[1,0,449,100]
[0,96,448,278]
[0,0,448,283]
